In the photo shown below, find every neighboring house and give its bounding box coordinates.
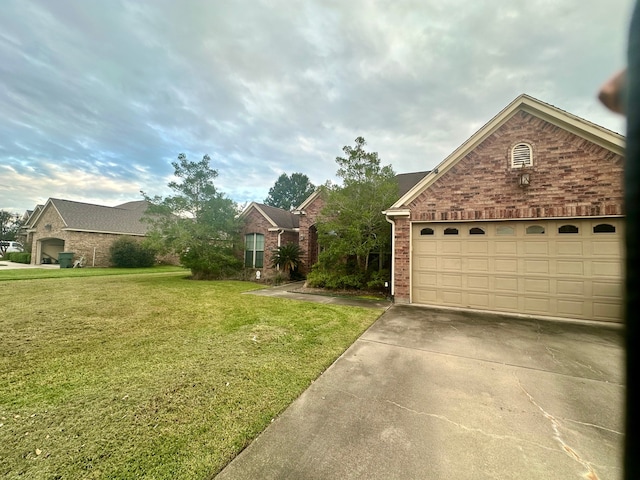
[25,198,151,266]
[240,202,299,273]
[384,94,625,322]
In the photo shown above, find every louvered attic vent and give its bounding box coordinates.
[511,143,533,168]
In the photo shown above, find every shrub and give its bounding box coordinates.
[109,237,157,268]
[306,268,365,290]
[271,243,304,280]
[6,252,31,264]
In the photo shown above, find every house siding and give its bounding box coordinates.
[391,111,625,302]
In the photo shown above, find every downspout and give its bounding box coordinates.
[276,229,284,271]
[385,216,395,298]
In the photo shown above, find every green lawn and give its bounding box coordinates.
[0,270,382,479]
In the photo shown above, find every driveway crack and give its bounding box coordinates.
[517,378,600,480]
[384,399,561,454]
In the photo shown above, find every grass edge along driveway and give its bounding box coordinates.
[0,271,383,479]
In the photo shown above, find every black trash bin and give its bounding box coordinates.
[58,252,74,268]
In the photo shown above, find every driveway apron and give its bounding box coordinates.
[215,305,624,480]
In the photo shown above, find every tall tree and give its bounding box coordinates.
[0,210,20,240]
[142,153,242,279]
[313,137,397,287]
[264,173,315,210]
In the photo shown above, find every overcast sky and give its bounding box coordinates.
[0,0,633,214]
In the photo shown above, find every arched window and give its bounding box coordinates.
[511,143,533,168]
[245,233,264,268]
[469,227,485,235]
[444,227,459,235]
[593,224,616,233]
[420,227,434,236]
[496,225,515,235]
[558,225,579,234]
[526,225,545,234]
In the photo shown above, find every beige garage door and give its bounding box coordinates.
[411,219,624,322]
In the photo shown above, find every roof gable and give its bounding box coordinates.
[240,202,299,229]
[388,94,625,211]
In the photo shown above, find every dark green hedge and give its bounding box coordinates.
[5,252,31,263]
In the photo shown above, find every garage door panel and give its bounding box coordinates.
[441,290,463,305]
[415,272,437,287]
[592,261,622,277]
[495,241,517,255]
[468,293,490,308]
[557,299,585,316]
[495,259,518,273]
[495,295,519,310]
[414,240,436,254]
[441,242,461,254]
[524,297,551,314]
[411,220,622,322]
[441,274,462,287]
[557,279,585,295]
[495,276,518,292]
[467,242,489,254]
[592,281,623,299]
[524,278,551,294]
[557,260,584,275]
[524,242,549,255]
[468,275,489,289]
[441,257,462,270]
[524,259,550,274]
[468,258,489,271]
[593,302,622,320]
[592,241,622,256]
[557,241,583,256]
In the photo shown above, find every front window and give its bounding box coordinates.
[245,233,264,268]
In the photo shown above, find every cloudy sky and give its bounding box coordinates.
[0,0,633,214]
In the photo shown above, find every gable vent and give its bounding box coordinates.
[511,143,533,168]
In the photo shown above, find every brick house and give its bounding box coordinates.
[384,94,625,322]
[24,198,151,267]
[240,202,299,275]
[292,189,326,274]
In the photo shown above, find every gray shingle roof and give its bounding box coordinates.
[254,203,299,229]
[50,198,150,235]
[396,171,430,197]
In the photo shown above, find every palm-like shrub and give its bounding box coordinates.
[271,243,303,279]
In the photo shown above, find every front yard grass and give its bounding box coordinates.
[0,271,382,479]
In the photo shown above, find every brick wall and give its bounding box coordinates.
[408,111,624,221]
[297,194,325,274]
[391,111,625,302]
[242,208,299,275]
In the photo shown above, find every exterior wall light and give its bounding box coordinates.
[518,172,531,187]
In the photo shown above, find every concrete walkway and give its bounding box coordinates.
[216,305,624,480]
[244,281,392,309]
[0,260,60,269]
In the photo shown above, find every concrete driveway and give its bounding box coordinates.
[216,305,624,480]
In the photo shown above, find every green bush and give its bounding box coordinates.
[366,269,390,291]
[109,237,157,268]
[306,268,365,290]
[6,252,31,264]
